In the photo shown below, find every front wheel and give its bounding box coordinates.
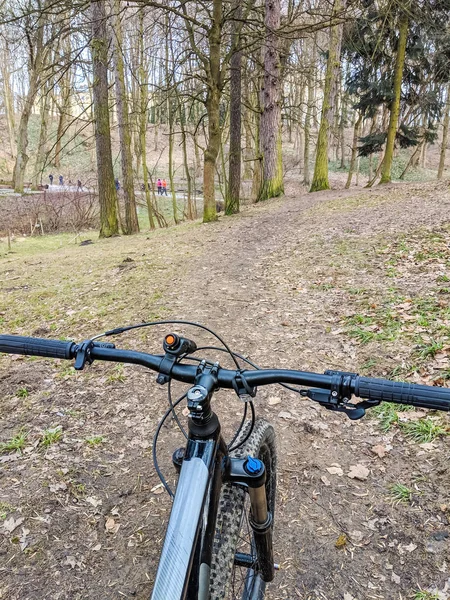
[209,419,277,600]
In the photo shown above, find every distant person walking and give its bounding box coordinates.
[157,178,162,195]
[59,175,63,186]
[115,178,120,191]
[162,178,168,196]
[77,180,82,191]
[49,174,54,185]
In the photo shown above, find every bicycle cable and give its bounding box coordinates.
[152,392,187,499]
[90,319,243,370]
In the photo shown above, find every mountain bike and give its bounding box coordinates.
[1,319,450,600]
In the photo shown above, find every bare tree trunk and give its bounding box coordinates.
[379,9,409,184]
[165,14,179,225]
[112,0,139,234]
[53,73,72,168]
[400,142,423,180]
[32,91,50,190]
[13,71,40,192]
[438,84,450,179]
[202,0,223,222]
[12,3,49,194]
[138,10,155,230]
[91,0,119,237]
[179,106,195,219]
[1,43,16,159]
[258,0,283,201]
[226,4,242,215]
[339,70,348,169]
[310,0,346,192]
[345,113,362,188]
[303,56,315,187]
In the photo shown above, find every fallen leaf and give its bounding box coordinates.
[151,483,164,494]
[371,444,387,458]
[85,496,102,508]
[278,411,292,420]
[326,466,343,476]
[344,594,356,600]
[105,517,120,534]
[321,475,331,487]
[335,534,347,548]
[347,464,370,480]
[63,556,77,569]
[19,527,30,551]
[268,396,281,406]
[349,530,364,543]
[3,516,24,533]
[49,482,67,493]
[419,442,437,451]
[391,572,401,584]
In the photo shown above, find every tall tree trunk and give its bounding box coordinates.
[339,68,349,169]
[226,4,242,215]
[1,43,16,159]
[345,112,362,188]
[165,15,179,225]
[400,141,423,180]
[310,0,346,192]
[179,105,195,219]
[53,75,71,168]
[32,91,50,190]
[379,10,409,184]
[12,2,48,195]
[138,10,155,230]
[13,70,40,193]
[303,59,315,187]
[91,0,119,237]
[202,0,222,222]
[438,85,450,179]
[112,0,139,234]
[258,0,283,201]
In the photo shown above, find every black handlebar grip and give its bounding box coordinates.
[355,376,450,412]
[0,335,75,360]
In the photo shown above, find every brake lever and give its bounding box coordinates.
[303,388,380,420]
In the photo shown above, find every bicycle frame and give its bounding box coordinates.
[151,431,225,600]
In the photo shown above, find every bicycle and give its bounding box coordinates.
[1,319,450,600]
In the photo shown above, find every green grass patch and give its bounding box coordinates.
[85,435,105,447]
[413,591,440,600]
[371,402,414,432]
[40,426,63,448]
[0,501,16,519]
[389,483,413,504]
[346,309,403,344]
[0,428,28,454]
[106,364,126,383]
[416,338,444,359]
[15,387,29,398]
[400,417,448,443]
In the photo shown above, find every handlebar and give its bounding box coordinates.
[1,334,450,415]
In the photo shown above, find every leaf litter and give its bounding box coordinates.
[0,180,449,599]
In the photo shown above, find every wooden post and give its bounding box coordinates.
[7,230,11,252]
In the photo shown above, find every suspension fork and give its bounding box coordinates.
[224,456,275,582]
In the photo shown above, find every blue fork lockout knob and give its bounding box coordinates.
[245,455,263,474]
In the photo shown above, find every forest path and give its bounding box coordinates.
[1,180,450,600]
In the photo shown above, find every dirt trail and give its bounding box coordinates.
[1,180,449,600]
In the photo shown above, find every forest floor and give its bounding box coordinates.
[0,179,450,600]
